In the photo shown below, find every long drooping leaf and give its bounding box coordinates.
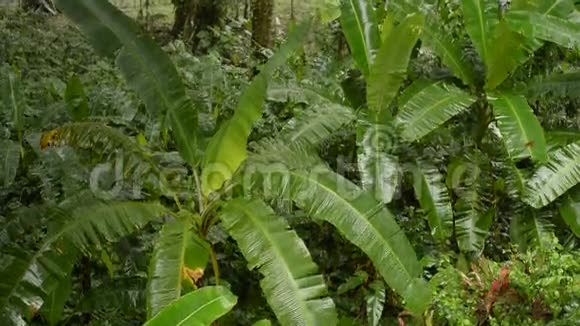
[339,0,381,77]
[279,104,355,149]
[412,163,453,241]
[0,202,165,323]
[525,71,580,99]
[455,195,495,256]
[147,220,210,319]
[357,115,400,204]
[366,281,385,326]
[245,151,431,313]
[144,286,236,326]
[0,65,25,135]
[489,94,547,162]
[221,198,337,325]
[461,0,495,63]
[559,189,580,236]
[0,140,20,188]
[79,277,145,314]
[394,82,475,142]
[388,2,475,85]
[201,19,312,195]
[367,13,424,114]
[42,275,72,326]
[510,210,554,251]
[55,0,201,166]
[506,10,580,49]
[524,141,580,208]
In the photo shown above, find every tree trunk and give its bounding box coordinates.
[252,0,274,48]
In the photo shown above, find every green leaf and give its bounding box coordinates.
[144,286,237,326]
[337,271,369,295]
[366,281,385,326]
[79,277,145,313]
[221,198,337,325]
[461,0,495,63]
[319,0,342,23]
[559,190,580,237]
[280,104,355,149]
[339,0,381,77]
[394,82,475,142]
[485,20,541,90]
[357,115,400,204]
[246,153,431,313]
[0,140,20,188]
[147,220,210,319]
[489,94,547,162]
[510,210,554,251]
[0,201,164,323]
[525,71,580,99]
[506,10,580,49]
[201,19,312,195]
[55,0,201,166]
[64,75,89,121]
[524,141,580,208]
[0,65,25,134]
[252,320,273,326]
[367,13,424,114]
[42,276,72,326]
[412,163,453,241]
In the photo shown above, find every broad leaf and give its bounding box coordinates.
[42,276,72,326]
[201,19,312,195]
[506,10,580,49]
[395,82,475,142]
[489,94,547,162]
[221,198,337,325]
[246,151,431,313]
[339,0,381,77]
[147,220,210,319]
[64,75,89,121]
[0,65,25,135]
[337,271,369,295]
[55,0,201,166]
[366,281,385,326]
[559,189,580,236]
[524,141,580,208]
[0,202,165,323]
[144,286,236,326]
[357,115,400,204]
[252,320,273,326]
[367,13,424,114]
[510,210,554,251]
[0,140,20,188]
[461,0,495,63]
[413,163,453,241]
[525,71,580,99]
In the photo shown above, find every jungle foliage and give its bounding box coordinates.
[0,0,579,325]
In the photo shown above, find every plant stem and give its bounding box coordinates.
[192,166,204,213]
[210,246,220,285]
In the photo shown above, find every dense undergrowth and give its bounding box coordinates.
[0,1,579,325]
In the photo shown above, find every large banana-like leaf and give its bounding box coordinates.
[339,0,381,77]
[388,3,475,86]
[147,220,210,319]
[394,82,475,142]
[365,280,385,326]
[455,194,495,256]
[559,189,580,236]
[144,286,237,326]
[525,71,580,99]
[367,13,423,114]
[245,152,431,313]
[221,198,337,325]
[506,11,580,49]
[0,65,25,135]
[412,163,453,241]
[524,141,580,208]
[0,202,166,323]
[279,104,355,149]
[55,0,201,166]
[510,210,554,251]
[511,0,577,17]
[201,19,312,195]
[0,140,20,188]
[42,275,72,326]
[357,114,400,204]
[461,0,495,63]
[489,94,547,162]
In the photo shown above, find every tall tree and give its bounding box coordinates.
[252,0,274,48]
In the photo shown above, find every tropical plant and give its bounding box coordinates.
[0,0,433,324]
